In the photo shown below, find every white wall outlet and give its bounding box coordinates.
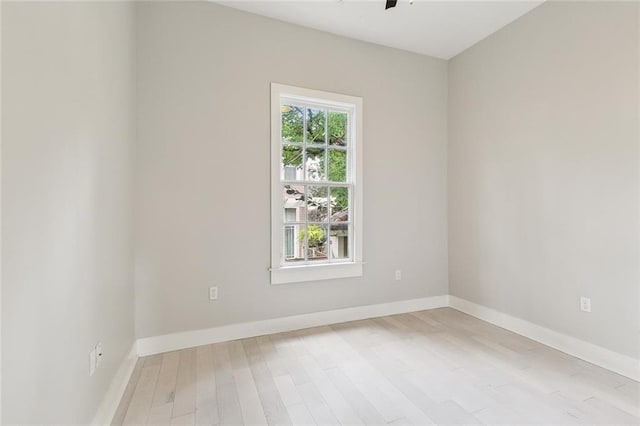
[89,348,96,376]
[395,270,402,281]
[580,297,591,312]
[95,342,103,368]
[209,286,218,301]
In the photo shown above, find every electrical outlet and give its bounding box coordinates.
[96,343,103,368]
[209,286,218,301]
[580,297,591,312]
[395,270,402,281]
[89,348,96,376]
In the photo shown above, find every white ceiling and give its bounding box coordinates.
[217,0,544,59]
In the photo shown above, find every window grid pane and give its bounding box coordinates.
[328,111,348,146]
[330,224,350,260]
[306,224,328,261]
[283,224,304,263]
[281,105,303,143]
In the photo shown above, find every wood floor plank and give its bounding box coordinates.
[230,339,268,425]
[472,402,526,425]
[213,342,234,386]
[273,374,303,407]
[424,400,481,425]
[172,348,197,418]
[123,361,162,425]
[283,402,316,426]
[241,338,292,426]
[338,359,435,426]
[257,336,290,378]
[386,417,412,425]
[195,344,218,426]
[170,412,195,426]
[145,354,164,368]
[234,366,269,425]
[214,343,244,425]
[152,351,181,408]
[583,396,640,424]
[216,382,244,425]
[269,338,312,386]
[118,309,640,425]
[296,381,340,426]
[488,383,581,424]
[146,403,173,426]
[297,354,364,425]
[324,366,387,424]
[112,357,145,426]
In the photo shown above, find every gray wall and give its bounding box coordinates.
[448,1,640,358]
[1,2,136,424]
[135,2,449,339]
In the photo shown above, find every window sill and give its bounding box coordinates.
[271,262,363,285]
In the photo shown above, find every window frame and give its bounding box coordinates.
[270,83,363,285]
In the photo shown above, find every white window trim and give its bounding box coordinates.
[270,83,363,285]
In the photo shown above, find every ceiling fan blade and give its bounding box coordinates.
[385,0,397,9]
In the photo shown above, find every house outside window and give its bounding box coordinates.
[271,83,363,284]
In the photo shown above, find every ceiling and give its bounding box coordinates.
[217,0,544,59]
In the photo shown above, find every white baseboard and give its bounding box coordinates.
[136,295,450,356]
[91,342,138,426]
[449,296,640,382]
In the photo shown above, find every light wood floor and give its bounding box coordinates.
[113,308,640,425]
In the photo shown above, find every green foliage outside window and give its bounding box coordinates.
[298,225,326,248]
[328,111,347,146]
[282,106,303,142]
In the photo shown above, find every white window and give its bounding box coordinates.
[271,83,363,284]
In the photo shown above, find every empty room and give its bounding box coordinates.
[1,0,638,424]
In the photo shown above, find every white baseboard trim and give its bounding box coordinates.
[449,296,640,382]
[136,295,450,356]
[91,342,138,426]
